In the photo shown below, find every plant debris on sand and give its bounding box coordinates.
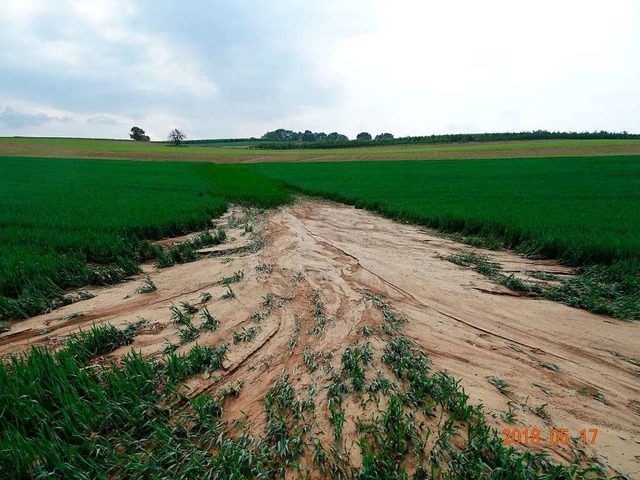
[1,201,637,478]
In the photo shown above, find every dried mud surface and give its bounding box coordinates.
[2,200,638,477]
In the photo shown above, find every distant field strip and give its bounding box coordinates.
[2,137,640,162]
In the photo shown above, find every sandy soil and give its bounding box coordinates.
[1,200,638,477]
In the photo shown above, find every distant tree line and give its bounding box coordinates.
[129,126,640,149]
[261,129,350,143]
[254,129,640,150]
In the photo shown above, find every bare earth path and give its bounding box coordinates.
[2,200,638,477]
[279,202,640,475]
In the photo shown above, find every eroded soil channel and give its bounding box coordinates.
[2,200,638,477]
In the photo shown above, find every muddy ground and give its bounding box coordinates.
[1,200,638,477]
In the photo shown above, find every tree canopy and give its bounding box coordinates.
[254,129,640,150]
[130,126,150,142]
[375,133,394,141]
[261,129,299,141]
[301,130,316,142]
[261,128,350,142]
[168,129,186,145]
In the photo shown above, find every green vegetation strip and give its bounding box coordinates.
[0,157,290,319]
[0,324,228,478]
[1,155,638,321]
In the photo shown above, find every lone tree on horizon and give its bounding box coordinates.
[130,126,150,141]
[168,129,186,145]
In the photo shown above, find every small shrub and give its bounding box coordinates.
[191,394,223,419]
[262,293,275,307]
[218,380,244,400]
[162,340,179,355]
[123,318,149,337]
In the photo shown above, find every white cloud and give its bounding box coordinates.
[0,0,638,138]
[315,0,640,136]
[0,100,125,135]
[0,0,217,98]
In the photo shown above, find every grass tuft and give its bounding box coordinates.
[488,376,511,395]
[221,285,236,299]
[199,307,219,331]
[65,323,135,363]
[135,275,157,294]
[233,326,256,344]
[180,301,198,314]
[220,270,244,285]
[170,304,191,324]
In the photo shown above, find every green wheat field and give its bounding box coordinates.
[1,146,638,478]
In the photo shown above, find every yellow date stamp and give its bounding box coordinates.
[502,428,598,446]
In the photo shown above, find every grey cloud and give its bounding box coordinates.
[1,1,636,138]
[86,115,123,125]
[0,1,353,137]
[0,107,69,129]
[119,1,361,113]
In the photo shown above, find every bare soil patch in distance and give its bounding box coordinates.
[2,137,640,162]
[2,200,638,476]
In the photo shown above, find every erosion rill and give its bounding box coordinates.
[1,203,637,478]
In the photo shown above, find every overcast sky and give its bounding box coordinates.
[1,0,638,140]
